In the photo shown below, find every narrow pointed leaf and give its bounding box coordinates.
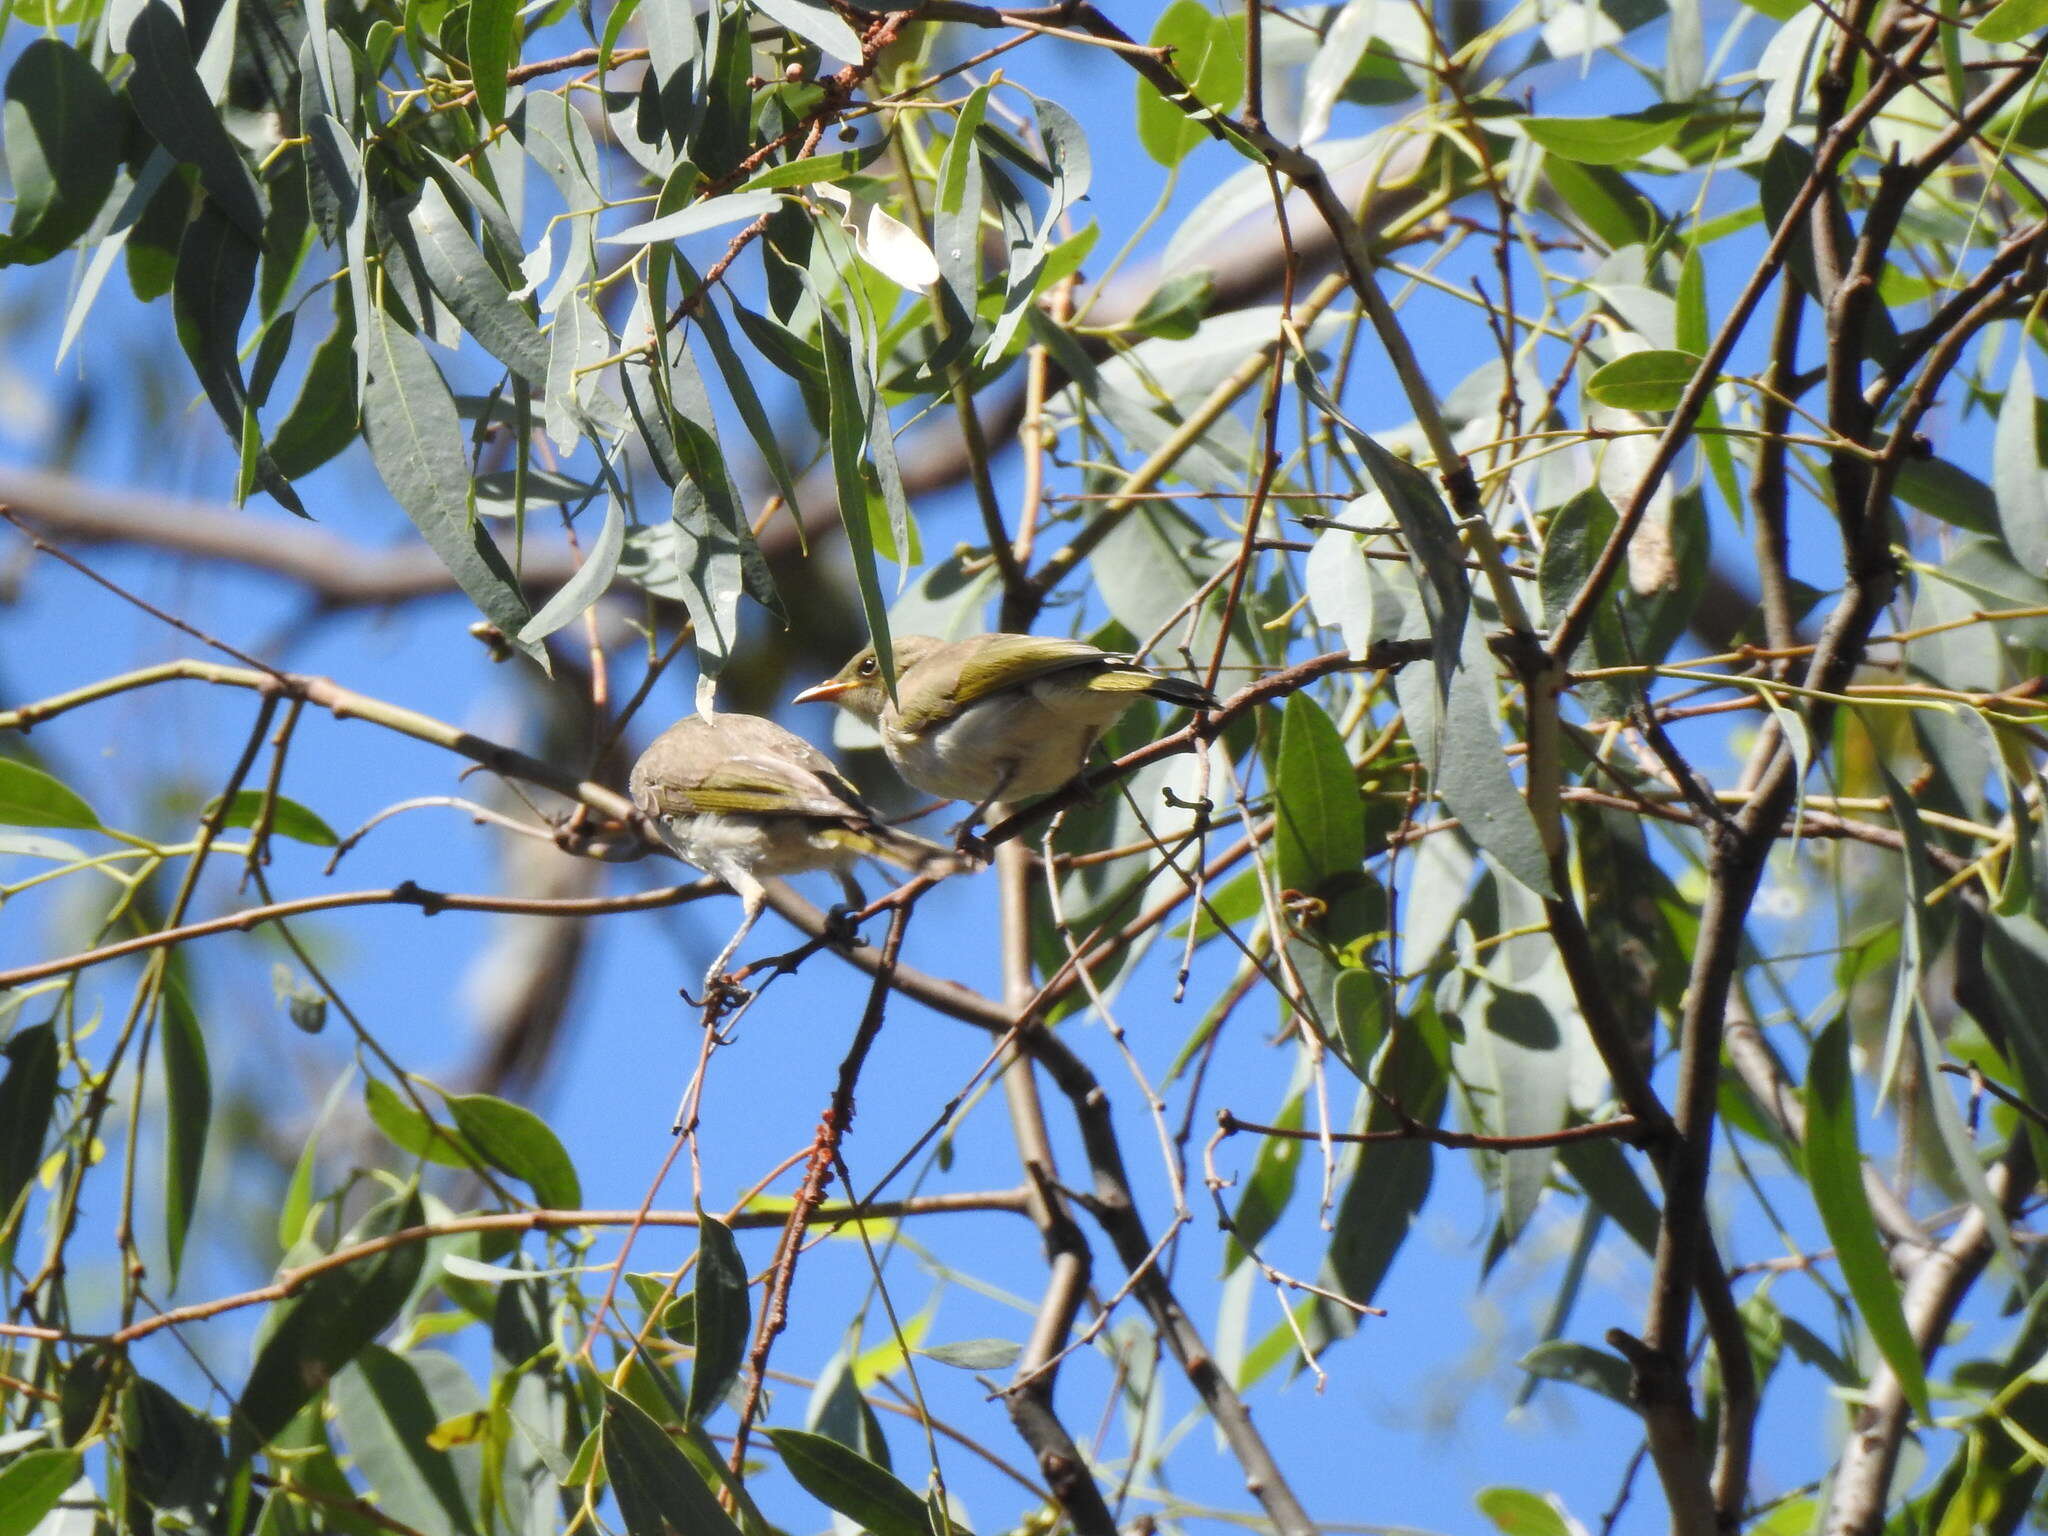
[687,1216,749,1425]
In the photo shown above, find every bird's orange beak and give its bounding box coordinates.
[792,678,852,705]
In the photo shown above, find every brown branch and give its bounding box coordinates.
[1217,1109,1648,1151]
[0,1192,1030,1347]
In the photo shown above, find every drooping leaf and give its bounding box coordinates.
[766,1428,936,1536]
[330,1346,480,1536]
[360,310,540,660]
[121,1377,226,1523]
[160,979,211,1288]
[445,1093,582,1208]
[466,0,517,124]
[411,178,548,387]
[0,1024,59,1251]
[517,498,625,645]
[602,1389,744,1536]
[1136,1,1245,167]
[365,1077,476,1168]
[269,304,360,479]
[123,0,265,238]
[0,40,121,267]
[819,311,894,695]
[0,759,101,830]
[0,1450,82,1536]
[687,1216,750,1425]
[1803,1016,1930,1421]
[1273,694,1366,896]
[232,1193,428,1455]
[204,790,339,846]
[172,205,305,514]
[1993,356,2048,576]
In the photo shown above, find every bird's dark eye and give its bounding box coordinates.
[857,657,878,677]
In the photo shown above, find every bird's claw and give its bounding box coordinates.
[823,904,866,949]
[682,974,753,1017]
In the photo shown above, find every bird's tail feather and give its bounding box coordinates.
[1141,674,1220,710]
[1085,667,1219,711]
[826,823,970,877]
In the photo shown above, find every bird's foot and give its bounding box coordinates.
[822,904,867,949]
[682,973,753,1018]
[954,827,994,864]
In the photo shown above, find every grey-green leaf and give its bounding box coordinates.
[0,40,121,267]
[518,498,625,645]
[766,1428,935,1536]
[446,1093,582,1209]
[331,1346,480,1536]
[688,1215,750,1425]
[160,980,211,1288]
[123,0,264,238]
[1804,1016,1930,1421]
[1994,356,2048,576]
[1274,693,1366,895]
[602,1389,745,1536]
[360,310,540,660]
[751,0,863,59]
[412,178,548,387]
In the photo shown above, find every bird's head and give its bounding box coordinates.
[793,635,944,723]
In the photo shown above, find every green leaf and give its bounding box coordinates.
[445,1093,582,1208]
[0,40,120,267]
[1127,268,1217,340]
[1476,1487,1573,1536]
[819,311,894,698]
[1896,457,1998,536]
[411,178,548,388]
[736,143,887,192]
[920,1339,1022,1371]
[1543,158,1654,251]
[1538,487,1630,720]
[360,310,540,660]
[1993,356,2048,576]
[365,1077,474,1168]
[601,1389,745,1536]
[205,789,339,846]
[160,979,211,1288]
[1804,1016,1930,1421]
[1327,1007,1447,1306]
[1521,105,1689,164]
[1585,349,1705,412]
[330,1346,480,1536]
[1223,1094,1305,1272]
[0,758,101,829]
[172,205,305,515]
[751,0,863,59]
[466,0,517,123]
[1348,426,1469,698]
[517,498,624,645]
[0,1449,82,1536]
[269,304,360,479]
[233,1193,428,1454]
[933,83,989,318]
[1517,1340,1633,1404]
[766,1428,937,1536]
[122,1377,225,1523]
[687,1216,750,1425]
[122,0,265,238]
[1136,0,1245,167]
[0,1024,59,1247]
[278,1067,355,1253]
[1974,0,2048,42]
[1274,694,1365,895]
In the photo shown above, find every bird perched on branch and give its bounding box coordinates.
[795,632,1218,848]
[629,711,962,997]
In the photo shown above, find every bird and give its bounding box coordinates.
[628,711,962,997]
[793,632,1219,847]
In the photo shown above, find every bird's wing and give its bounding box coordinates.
[649,752,868,824]
[946,634,1113,712]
